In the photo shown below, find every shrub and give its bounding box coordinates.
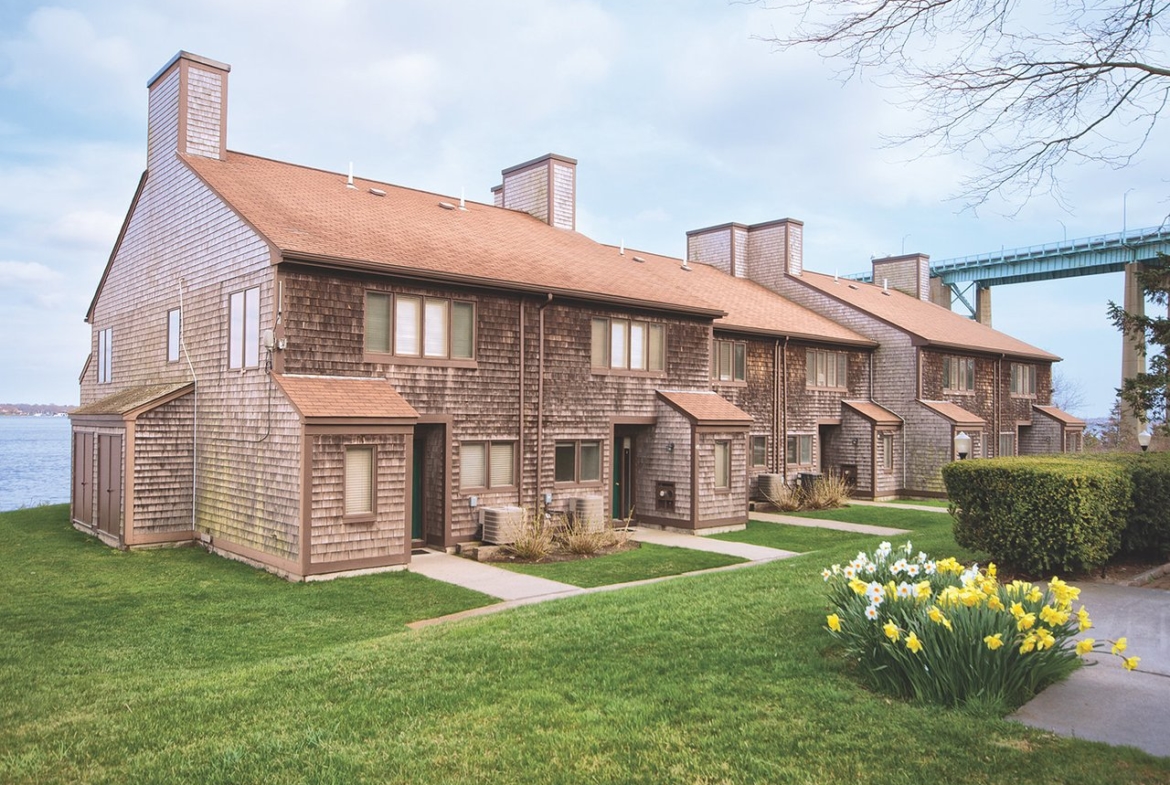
[822,542,1140,711]
[505,509,556,560]
[759,478,802,512]
[943,458,1130,575]
[1079,452,1170,558]
[802,472,852,510]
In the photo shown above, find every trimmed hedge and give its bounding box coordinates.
[943,457,1131,575]
[1081,452,1170,557]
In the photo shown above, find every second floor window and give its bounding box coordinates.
[167,309,181,363]
[712,339,746,382]
[366,292,475,360]
[97,328,112,384]
[229,286,260,369]
[1011,363,1036,396]
[807,349,847,389]
[591,318,665,372]
[943,356,975,392]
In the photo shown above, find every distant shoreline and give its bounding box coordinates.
[0,405,76,416]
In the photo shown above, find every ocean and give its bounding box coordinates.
[0,415,72,512]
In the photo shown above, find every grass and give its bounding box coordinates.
[790,504,950,530]
[884,497,952,508]
[495,542,745,587]
[711,520,870,552]
[3,505,1168,784]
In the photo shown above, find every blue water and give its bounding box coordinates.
[0,415,71,511]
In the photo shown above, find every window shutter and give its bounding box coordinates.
[345,447,373,515]
[365,293,390,353]
[452,302,474,359]
[461,443,485,488]
[396,296,420,355]
[490,442,515,487]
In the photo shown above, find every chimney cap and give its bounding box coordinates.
[148,51,231,89]
[501,152,577,177]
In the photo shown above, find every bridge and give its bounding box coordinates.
[849,224,1170,438]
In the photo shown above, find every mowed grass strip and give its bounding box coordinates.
[4,506,1168,784]
[711,520,870,552]
[495,542,745,587]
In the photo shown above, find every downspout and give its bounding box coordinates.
[536,294,553,508]
[997,353,1006,456]
[179,280,197,533]
[773,339,781,474]
[518,299,525,506]
[781,337,789,483]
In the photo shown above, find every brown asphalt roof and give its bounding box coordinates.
[918,400,987,427]
[609,247,874,348]
[842,400,902,426]
[1033,405,1087,427]
[183,152,726,318]
[276,375,419,421]
[792,270,1060,361]
[71,382,192,417]
[657,390,753,426]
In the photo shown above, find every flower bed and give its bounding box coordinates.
[823,542,1139,711]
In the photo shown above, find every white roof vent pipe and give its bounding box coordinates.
[346,162,356,190]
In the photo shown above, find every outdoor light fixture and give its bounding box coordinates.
[1139,430,1152,452]
[666,442,675,453]
[954,431,972,460]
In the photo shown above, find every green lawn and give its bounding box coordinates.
[883,497,952,508]
[711,520,870,552]
[790,504,950,531]
[496,542,744,587]
[3,505,1168,784]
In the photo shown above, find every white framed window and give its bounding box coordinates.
[460,441,516,489]
[786,434,813,466]
[714,440,731,489]
[344,446,375,518]
[807,349,848,389]
[999,432,1016,457]
[554,440,602,483]
[943,356,975,392]
[1010,363,1036,396]
[712,340,746,382]
[229,286,260,369]
[367,292,475,360]
[167,309,181,363]
[591,317,665,372]
[97,328,112,384]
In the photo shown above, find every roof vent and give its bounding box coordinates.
[681,259,692,271]
[633,255,645,263]
[439,202,457,210]
[369,188,386,197]
[619,240,625,256]
[882,278,891,296]
[459,187,468,211]
[347,162,356,190]
[848,284,859,290]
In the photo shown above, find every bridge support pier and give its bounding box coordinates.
[975,284,992,326]
[929,277,951,309]
[1120,262,1147,442]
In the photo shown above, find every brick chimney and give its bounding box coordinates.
[495,153,577,230]
[872,253,931,301]
[686,218,803,288]
[147,51,230,168]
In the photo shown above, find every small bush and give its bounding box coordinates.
[802,473,852,510]
[822,542,1140,710]
[943,458,1130,575]
[760,480,802,512]
[506,509,556,560]
[1079,452,1170,558]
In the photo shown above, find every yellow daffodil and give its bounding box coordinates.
[827,614,841,632]
[1039,605,1068,626]
[984,633,1004,651]
[1026,586,1043,603]
[987,594,1005,612]
[1077,606,1092,632]
[1036,628,1056,651]
[1075,638,1095,656]
[1124,656,1140,671]
[1019,634,1037,654]
[915,581,932,600]
[906,632,923,654]
[987,563,997,579]
[1017,613,1036,631]
[848,578,868,595]
[928,606,946,624]
[883,621,900,642]
[1112,637,1127,655]
[1009,601,1025,619]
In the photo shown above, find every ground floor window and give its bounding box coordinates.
[751,435,767,467]
[786,434,813,466]
[344,446,375,518]
[714,441,731,488]
[460,441,516,489]
[998,432,1016,457]
[554,440,602,483]
[881,432,894,472]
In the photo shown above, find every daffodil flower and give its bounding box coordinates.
[984,633,1004,651]
[1112,637,1127,655]
[1124,656,1140,671]
[1075,638,1095,656]
[883,621,900,642]
[906,632,923,654]
[864,604,879,621]
[827,614,841,632]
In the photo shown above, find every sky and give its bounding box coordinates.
[2,1,1167,416]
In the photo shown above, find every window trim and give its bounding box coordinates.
[711,339,747,383]
[750,435,767,467]
[343,445,376,523]
[591,317,666,375]
[167,309,181,364]
[1010,363,1037,397]
[459,440,517,490]
[365,291,477,365]
[880,432,894,472]
[553,439,604,486]
[786,433,814,466]
[97,327,112,384]
[229,286,261,370]
[806,348,849,390]
[942,355,976,394]
[714,440,731,490]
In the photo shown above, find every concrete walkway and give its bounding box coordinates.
[633,527,798,561]
[1010,582,1170,758]
[752,510,910,536]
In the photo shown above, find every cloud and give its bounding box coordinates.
[0,260,62,285]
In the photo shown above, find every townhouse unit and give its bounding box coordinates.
[71,52,913,580]
[685,226,1085,496]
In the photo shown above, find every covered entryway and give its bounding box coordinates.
[412,420,449,549]
[612,425,639,521]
